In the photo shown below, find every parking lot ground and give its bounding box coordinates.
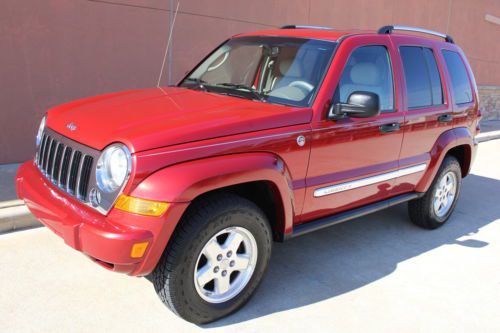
[1,140,499,333]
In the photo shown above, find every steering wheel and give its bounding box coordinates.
[289,80,314,93]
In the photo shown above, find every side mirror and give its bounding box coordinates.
[328,91,380,119]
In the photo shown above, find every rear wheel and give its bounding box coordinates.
[152,193,272,324]
[408,156,462,229]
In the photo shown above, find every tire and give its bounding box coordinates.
[152,193,272,324]
[408,156,462,229]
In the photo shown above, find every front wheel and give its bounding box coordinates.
[408,156,462,229]
[152,193,272,324]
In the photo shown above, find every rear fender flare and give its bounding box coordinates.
[416,127,475,192]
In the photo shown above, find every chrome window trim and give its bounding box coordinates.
[314,163,427,197]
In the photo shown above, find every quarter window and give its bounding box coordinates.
[334,45,394,112]
[442,50,473,104]
[400,46,444,109]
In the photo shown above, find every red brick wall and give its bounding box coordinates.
[1,0,499,163]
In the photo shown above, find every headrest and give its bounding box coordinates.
[349,62,381,86]
[279,59,303,77]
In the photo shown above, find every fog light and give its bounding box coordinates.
[131,242,149,258]
[114,194,169,216]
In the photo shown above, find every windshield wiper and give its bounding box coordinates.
[216,83,266,102]
[183,77,209,91]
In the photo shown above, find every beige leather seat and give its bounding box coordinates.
[339,62,382,102]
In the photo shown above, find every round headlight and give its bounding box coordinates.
[96,144,131,193]
[36,116,46,146]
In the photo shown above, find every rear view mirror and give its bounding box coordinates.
[328,91,380,119]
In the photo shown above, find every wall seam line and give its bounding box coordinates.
[87,0,278,27]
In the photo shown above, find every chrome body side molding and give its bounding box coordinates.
[313,163,427,197]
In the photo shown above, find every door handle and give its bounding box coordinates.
[438,114,453,123]
[379,123,401,133]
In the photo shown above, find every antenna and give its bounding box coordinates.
[157,1,180,87]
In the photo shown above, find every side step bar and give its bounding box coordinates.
[286,193,423,239]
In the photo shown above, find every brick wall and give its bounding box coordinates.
[1,0,499,164]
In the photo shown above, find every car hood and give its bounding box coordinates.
[46,87,312,153]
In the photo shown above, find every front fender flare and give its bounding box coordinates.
[131,152,295,235]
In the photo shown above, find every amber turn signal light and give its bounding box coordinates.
[114,194,169,217]
[130,242,149,258]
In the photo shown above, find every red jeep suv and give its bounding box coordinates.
[16,25,480,323]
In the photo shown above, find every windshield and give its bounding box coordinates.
[179,36,337,107]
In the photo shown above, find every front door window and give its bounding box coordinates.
[334,45,394,112]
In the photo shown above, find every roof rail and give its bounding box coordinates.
[281,25,333,30]
[378,25,454,43]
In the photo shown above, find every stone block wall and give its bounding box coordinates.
[479,86,500,120]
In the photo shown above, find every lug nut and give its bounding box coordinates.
[217,254,223,261]
[221,270,227,277]
[230,260,235,267]
[213,266,219,273]
[227,251,232,258]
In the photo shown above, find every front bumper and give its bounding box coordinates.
[16,161,188,276]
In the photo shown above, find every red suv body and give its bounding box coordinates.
[16,25,480,323]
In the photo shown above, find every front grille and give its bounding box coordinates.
[35,127,126,215]
[36,132,94,201]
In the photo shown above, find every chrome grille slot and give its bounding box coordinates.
[78,156,93,198]
[43,137,53,172]
[52,143,64,181]
[46,139,57,177]
[38,134,48,166]
[68,151,82,195]
[59,147,72,187]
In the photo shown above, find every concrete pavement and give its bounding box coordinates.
[1,140,500,332]
[478,120,500,142]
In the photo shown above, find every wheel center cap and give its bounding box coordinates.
[220,259,230,270]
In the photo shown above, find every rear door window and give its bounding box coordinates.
[442,50,473,104]
[400,46,444,109]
